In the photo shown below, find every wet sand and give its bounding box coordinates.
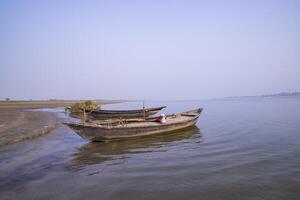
[0,99,124,109]
[0,108,57,146]
[0,100,124,146]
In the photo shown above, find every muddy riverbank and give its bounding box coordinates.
[0,100,124,146]
[0,108,57,146]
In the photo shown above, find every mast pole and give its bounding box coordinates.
[143,100,145,120]
[83,108,86,125]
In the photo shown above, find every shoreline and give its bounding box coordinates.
[0,100,125,147]
[3,124,57,146]
[0,108,58,147]
[0,99,125,109]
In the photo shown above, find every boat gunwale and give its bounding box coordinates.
[88,106,166,114]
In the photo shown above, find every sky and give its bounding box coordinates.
[0,0,300,100]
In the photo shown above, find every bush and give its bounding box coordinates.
[68,101,100,113]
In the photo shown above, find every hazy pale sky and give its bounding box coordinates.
[1,0,300,100]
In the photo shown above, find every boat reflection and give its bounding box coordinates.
[68,127,202,170]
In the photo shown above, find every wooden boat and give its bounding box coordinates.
[64,108,203,142]
[87,106,166,119]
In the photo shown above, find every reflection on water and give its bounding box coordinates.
[68,127,201,170]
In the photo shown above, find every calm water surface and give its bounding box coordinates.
[0,98,300,200]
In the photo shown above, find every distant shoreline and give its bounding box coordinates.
[0,99,125,109]
[219,92,300,101]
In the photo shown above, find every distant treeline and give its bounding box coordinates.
[260,92,300,97]
[222,92,300,100]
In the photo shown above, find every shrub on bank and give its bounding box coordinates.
[67,101,100,113]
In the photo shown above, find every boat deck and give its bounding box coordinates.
[83,113,198,128]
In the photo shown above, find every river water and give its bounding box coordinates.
[0,98,300,200]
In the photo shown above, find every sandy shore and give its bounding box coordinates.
[0,100,124,146]
[0,99,124,109]
[0,108,57,146]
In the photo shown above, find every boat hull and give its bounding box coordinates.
[67,117,199,141]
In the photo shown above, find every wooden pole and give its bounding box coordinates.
[83,108,86,124]
[142,100,145,120]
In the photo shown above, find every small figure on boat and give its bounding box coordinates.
[155,114,167,124]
